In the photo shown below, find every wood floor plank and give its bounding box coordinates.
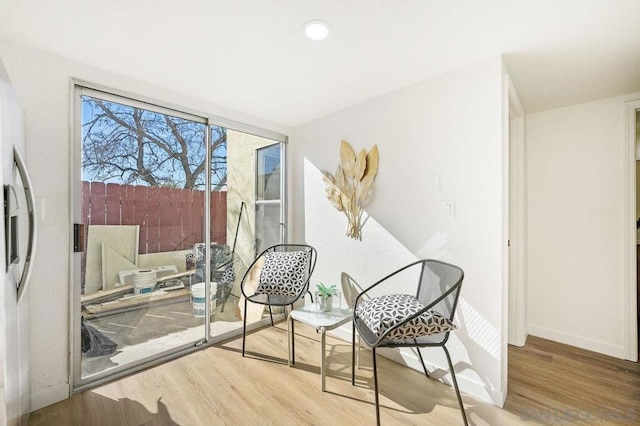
[29,328,639,425]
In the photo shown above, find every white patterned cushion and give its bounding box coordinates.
[255,251,310,297]
[356,294,456,340]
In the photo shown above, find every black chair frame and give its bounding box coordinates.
[240,243,317,359]
[351,259,467,425]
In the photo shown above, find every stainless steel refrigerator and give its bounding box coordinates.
[0,58,37,426]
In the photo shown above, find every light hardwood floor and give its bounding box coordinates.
[504,335,640,425]
[28,325,639,425]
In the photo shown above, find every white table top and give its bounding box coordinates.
[289,304,353,329]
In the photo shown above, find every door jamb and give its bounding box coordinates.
[505,76,527,347]
[623,99,640,361]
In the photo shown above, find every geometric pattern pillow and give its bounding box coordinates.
[221,262,236,284]
[220,262,236,292]
[255,250,310,297]
[355,293,456,340]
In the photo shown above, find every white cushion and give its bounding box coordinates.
[356,293,456,340]
[255,250,310,297]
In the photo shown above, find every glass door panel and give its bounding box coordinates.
[77,91,209,382]
[211,131,284,338]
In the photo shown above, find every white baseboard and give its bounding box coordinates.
[328,325,504,407]
[30,382,69,412]
[527,323,625,359]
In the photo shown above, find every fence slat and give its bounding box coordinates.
[90,182,106,225]
[122,185,136,226]
[168,188,183,251]
[82,182,90,226]
[134,185,149,254]
[147,187,161,253]
[157,187,172,252]
[181,189,193,250]
[105,183,122,225]
[192,190,205,246]
[82,182,90,284]
[211,192,226,245]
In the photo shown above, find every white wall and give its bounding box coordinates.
[291,57,507,405]
[527,92,640,358]
[0,38,290,411]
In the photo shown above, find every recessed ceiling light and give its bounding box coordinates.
[303,20,330,41]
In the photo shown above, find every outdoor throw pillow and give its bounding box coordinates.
[221,262,236,285]
[356,293,456,340]
[255,250,310,297]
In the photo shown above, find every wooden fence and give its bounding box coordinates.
[82,182,227,254]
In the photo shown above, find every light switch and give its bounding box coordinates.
[442,200,455,218]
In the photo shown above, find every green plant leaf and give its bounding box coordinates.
[316,282,337,297]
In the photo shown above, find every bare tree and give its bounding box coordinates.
[82,97,227,190]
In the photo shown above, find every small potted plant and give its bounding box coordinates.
[316,282,336,312]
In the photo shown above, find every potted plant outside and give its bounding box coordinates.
[316,283,337,312]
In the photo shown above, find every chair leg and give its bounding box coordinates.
[357,333,361,369]
[220,285,231,313]
[443,345,468,426]
[291,305,296,364]
[372,347,380,426]
[268,305,274,327]
[416,346,430,378]
[242,298,248,357]
[351,321,356,385]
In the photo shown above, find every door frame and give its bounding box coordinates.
[68,79,289,391]
[69,82,214,391]
[504,75,528,347]
[623,98,640,361]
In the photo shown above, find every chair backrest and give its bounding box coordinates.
[241,243,317,302]
[416,260,464,321]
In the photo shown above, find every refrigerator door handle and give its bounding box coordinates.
[14,147,36,304]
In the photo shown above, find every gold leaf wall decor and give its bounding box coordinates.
[322,140,379,240]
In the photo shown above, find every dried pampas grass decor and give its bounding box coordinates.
[321,140,379,240]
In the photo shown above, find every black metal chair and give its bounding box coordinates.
[351,259,467,425]
[241,244,317,358]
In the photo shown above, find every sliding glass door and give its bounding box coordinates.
[72,86,286,389]
[211,131,286,338]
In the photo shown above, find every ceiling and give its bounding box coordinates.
[0,0,639,127]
